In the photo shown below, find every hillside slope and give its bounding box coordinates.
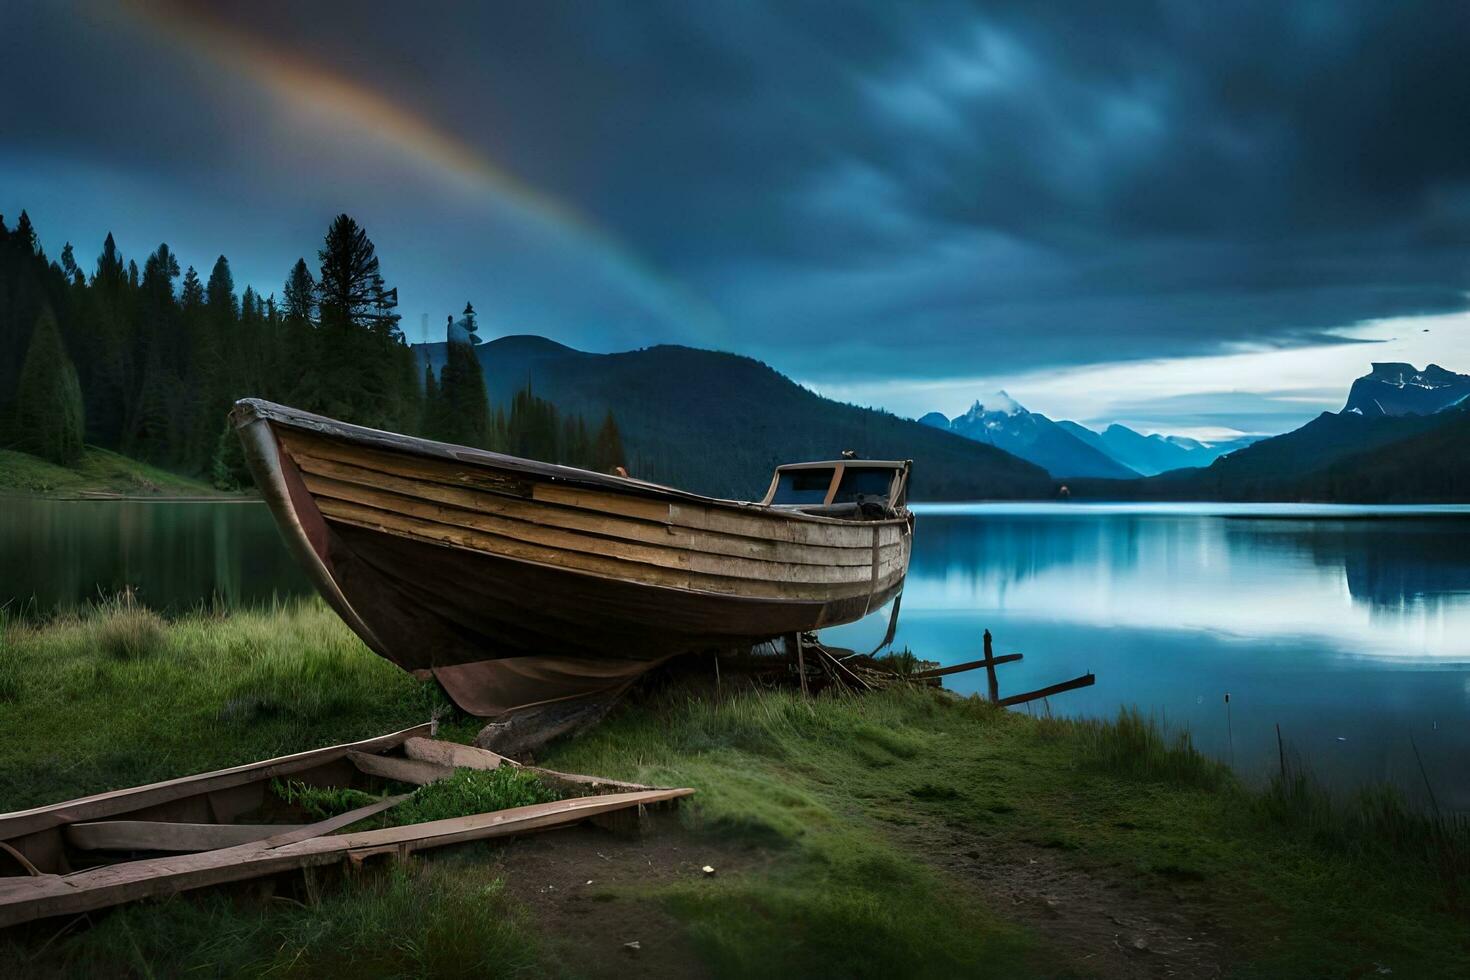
[1071,408,1463,501]
[415,338,1052,500]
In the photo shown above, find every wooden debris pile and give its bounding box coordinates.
[776,628,1096,707]
[0,724,692,929]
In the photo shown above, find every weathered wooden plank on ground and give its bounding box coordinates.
[0,788,693,928]
[0,724,433,841]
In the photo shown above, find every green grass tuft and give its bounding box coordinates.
[272,778,382,820]
[384,767,562,827]
[1071,706,1228,788]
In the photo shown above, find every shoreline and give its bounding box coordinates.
[2,603,1465,976]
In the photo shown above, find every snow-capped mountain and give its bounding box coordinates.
[926,393,1139,479]
[1342,363,1470,417]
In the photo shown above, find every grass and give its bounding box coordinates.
[5,859,541,979]
[0,446,226,498]
[2,601,1468,977]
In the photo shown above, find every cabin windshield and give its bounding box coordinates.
[770,468,835,504]
[833,467,895,503]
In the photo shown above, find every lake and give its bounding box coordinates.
[4,497,1467,805]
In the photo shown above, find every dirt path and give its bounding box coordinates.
[906,819,1235,978]
[486,810,766,979]
[485,807,1235,978]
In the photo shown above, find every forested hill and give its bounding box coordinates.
[415,336,1053,501]
[1069,407,1468,502]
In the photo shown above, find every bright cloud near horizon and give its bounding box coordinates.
[4,1,1469,438]
[811,308,1470,440]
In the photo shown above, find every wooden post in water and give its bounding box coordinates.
[983,630,999,703]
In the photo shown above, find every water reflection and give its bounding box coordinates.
[826,504,1470,806]
[0,498,310,613]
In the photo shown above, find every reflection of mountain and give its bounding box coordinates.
[1227,519,1470,609]
[909,513,1142,589]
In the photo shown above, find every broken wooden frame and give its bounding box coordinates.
[0,724,692,929]
[786,627,1095,707]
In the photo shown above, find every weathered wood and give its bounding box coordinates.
[401,737,507,771]
[523,766,659,794]
[346,751,453,786]
[316,496,904,601]
[306,475,893,585]
[0,788,694,928]
[983,630,1000,703]
[0,724,432,842]
[294,454,890,567]
[995,673,1096,707]
[794,633,810,697]
[65,821,309,853]
[236,396,914,718]
[913,653,1023,680]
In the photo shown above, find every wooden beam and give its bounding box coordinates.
[347,751,452,786]
[995,673,1096,708]
[913,653,1022,680]
[0,788,694,928]
[65,821,309,853]
[0,724,433,842]
[402,737,506,771]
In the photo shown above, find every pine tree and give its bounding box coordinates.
[593,410,626,473]
[60,243,82,286]
[283,258,316,322]
[15,308,85,464]
[13,211,38,256]
[439,310,491,448]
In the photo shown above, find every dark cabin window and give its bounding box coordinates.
[833,467,895,502]
[772,468,835,504]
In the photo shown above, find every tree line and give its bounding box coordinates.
[0,209,624,485]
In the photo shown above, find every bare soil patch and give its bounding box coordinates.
[486,809,769,979]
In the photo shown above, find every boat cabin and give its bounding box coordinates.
[761,459,911,516]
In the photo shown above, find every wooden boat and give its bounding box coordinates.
[0,725,690,927]
[231,399,914,717]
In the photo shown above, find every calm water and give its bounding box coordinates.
[3,497,1468,805]
[0,498,309,613]
[826,503,1470,807]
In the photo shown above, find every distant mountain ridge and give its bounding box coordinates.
[921,395,1254,478]
[1070,361,1470,502]
[921,394,1138,479]
[414,336,1052,501]
[1342,362,1470,417]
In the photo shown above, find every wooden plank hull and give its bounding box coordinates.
[232,400,913,716]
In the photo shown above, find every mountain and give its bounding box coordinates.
[1057,420,1259,476]
[1071,405,1461,501]
[414,337,1053,501]
[928,394,1138,479]
[1343,362,1470,417]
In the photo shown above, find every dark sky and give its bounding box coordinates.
[4,1,1469,435]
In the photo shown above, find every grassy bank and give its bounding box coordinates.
[0,447,227,498]
[2,602,1467,977]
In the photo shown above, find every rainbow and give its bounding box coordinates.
[110,0,723,340]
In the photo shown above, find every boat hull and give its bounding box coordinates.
[233,400,911,716]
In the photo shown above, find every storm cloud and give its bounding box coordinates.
[3,1,1469,410]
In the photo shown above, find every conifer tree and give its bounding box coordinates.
[593,409,626,473]
[15,308,85,464]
